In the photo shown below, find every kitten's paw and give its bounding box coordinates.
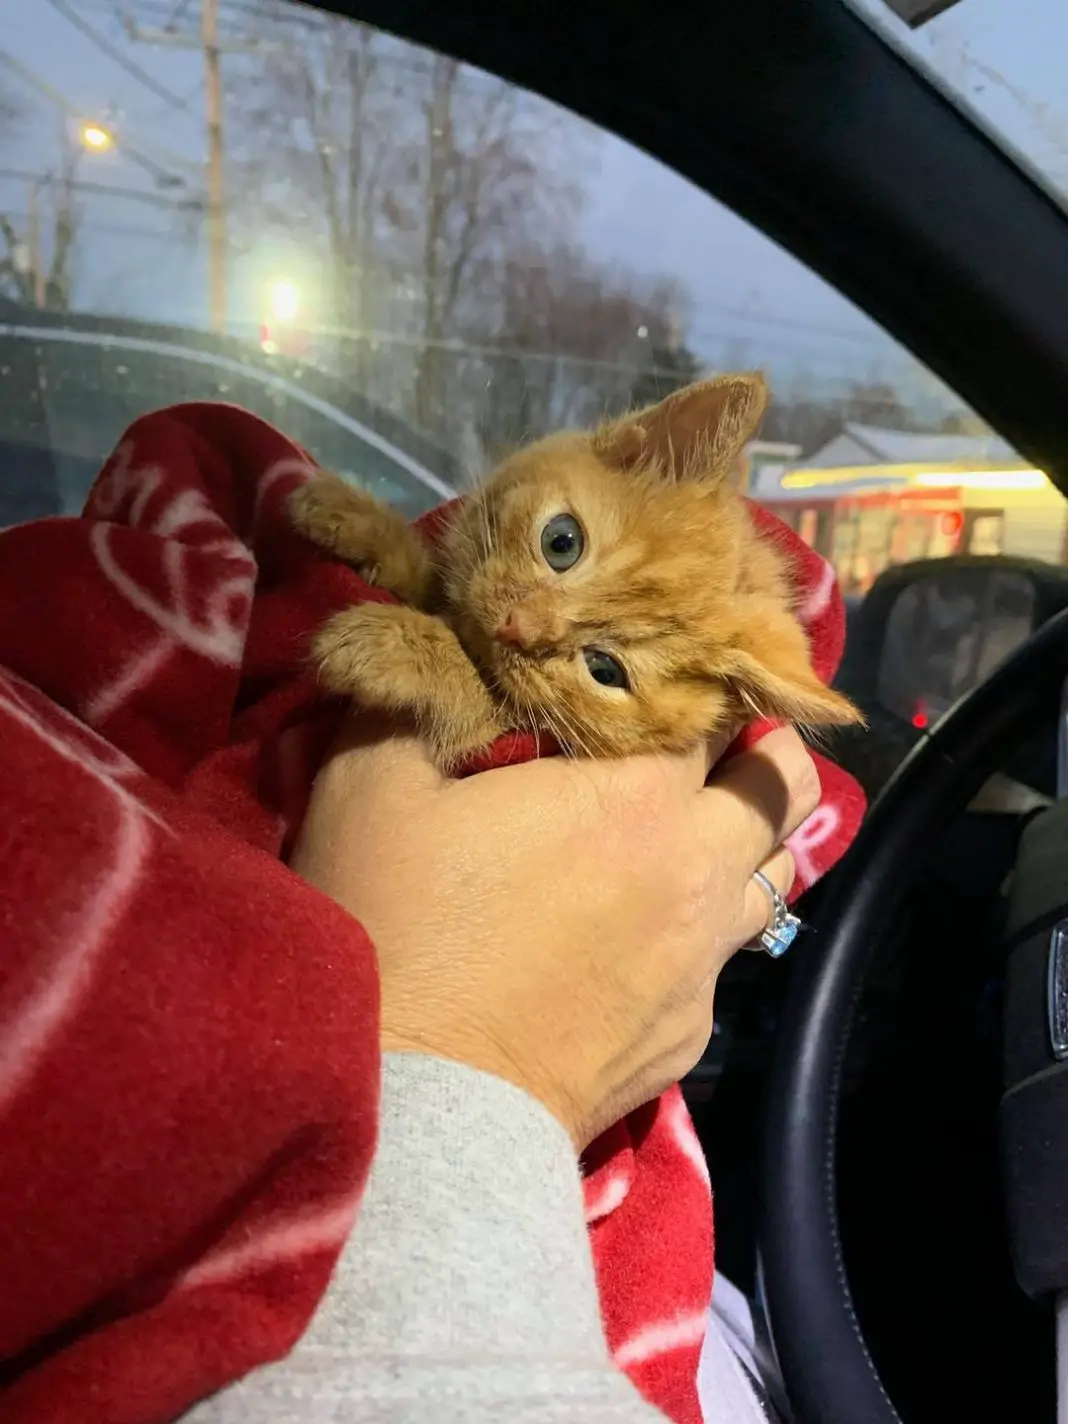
[309,603,503,768]
[310,604,423,703]
[289,474,387,562]
[290,475,432,605]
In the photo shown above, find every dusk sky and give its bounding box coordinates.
[2,0,1066,407]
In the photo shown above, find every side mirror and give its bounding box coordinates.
[877,564,1036,728]
[833,556,1068,801]
[839,556,1068,728]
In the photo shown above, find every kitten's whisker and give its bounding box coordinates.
[486,487,501,551]
[540,706,569,755]
[551,693,609,759]
[544,701,597,760]
[583,718,614,760]
[471,486,496,559]
[477,492,492,558]
[455,519,483,564]
[522,697,544,756]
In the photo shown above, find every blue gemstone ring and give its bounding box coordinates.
[750,869,802,959]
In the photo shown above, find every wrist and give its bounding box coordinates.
[379,1020,583,1147]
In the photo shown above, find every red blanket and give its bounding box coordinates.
[0,403,865,1424]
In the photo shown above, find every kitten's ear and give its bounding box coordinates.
[594,373,768,482]
[721,610,865,729]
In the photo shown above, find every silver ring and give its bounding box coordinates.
[749,869,803,958]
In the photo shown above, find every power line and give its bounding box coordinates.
[2,209,197,241]
[124,0,336,33]
[686,304,889,349]
[216,0,349,31]
[272,320,884,385]
[0,167,205,211]
[20,4,928,367]
[0,50,189,190]
[40,0,193,112]
[68,217,197,240]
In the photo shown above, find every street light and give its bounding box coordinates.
[267,278,301,323]
[79,122,114,153]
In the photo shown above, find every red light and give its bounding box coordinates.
[911,708,928,729]
[940,511,964,538]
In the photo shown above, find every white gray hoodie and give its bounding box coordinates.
[185,1054,770,1424]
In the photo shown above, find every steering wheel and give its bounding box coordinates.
[758,604,1068,1424]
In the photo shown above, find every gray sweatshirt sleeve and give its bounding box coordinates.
[185,1053,765,1424]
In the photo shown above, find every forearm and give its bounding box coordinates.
[184,1052,667,1423]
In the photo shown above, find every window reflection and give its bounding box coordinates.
[876,569,1035,725]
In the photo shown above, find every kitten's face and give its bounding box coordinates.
[442,442,735,753]
[440,379,861,757]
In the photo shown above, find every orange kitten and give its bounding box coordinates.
[290,374,863,770]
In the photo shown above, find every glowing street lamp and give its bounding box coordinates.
[267,279,301,323]
[79,122,114,153]
[261,278,310,356]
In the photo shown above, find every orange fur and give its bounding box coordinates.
[290,373,863,770]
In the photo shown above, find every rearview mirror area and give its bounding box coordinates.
[877,566,1036,728]
[831,555,1068,803]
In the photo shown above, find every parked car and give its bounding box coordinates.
[0,301,456,526]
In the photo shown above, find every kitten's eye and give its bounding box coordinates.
[583,649,629,691]
[540,513,584,572]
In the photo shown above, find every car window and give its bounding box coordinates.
[853,0,1068,212]
[15,326,453,519]
[3,0,1065,761]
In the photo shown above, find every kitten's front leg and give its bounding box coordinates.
[310,603,504,771]
[290,472,433,607]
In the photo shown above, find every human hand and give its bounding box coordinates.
[290,723,819,1149]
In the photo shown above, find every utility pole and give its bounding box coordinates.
[202,0,226,332]
[125,7,281,335]
[26,179,45,308]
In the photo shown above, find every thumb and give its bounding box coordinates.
[320,711,445,806]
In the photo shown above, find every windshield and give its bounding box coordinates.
[3,0,1067,797]
[854,0,1068,207]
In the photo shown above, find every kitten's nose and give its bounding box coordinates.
[494,599,563,650]
[494,609,527,647]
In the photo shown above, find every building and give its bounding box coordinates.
[751,422,1067,594]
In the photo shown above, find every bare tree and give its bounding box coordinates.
[629,341,705,409]
[467,246,694,457]
[0,82,20,134]
[398,54,586,428]
[0,104,80,312]
[839,379,913,428]
[759,395,845,454]
[760,374,943,453]
[227,13,588,439]
[229,19,399,356]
